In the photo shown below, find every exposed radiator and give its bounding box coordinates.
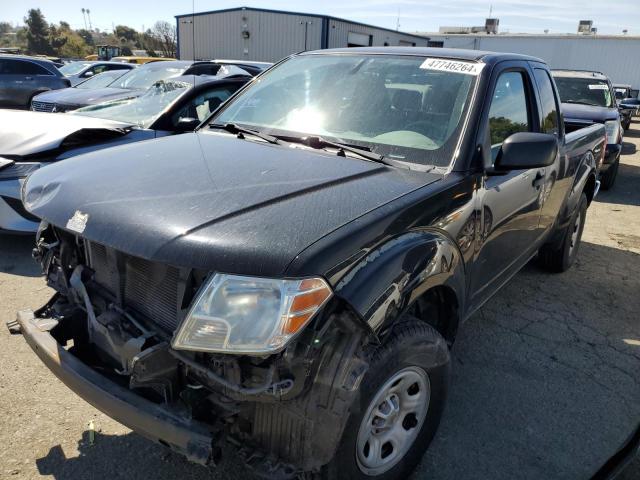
[88,242,181,332]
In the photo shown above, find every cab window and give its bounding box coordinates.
[488,71,531,150]
[534,69,560,136]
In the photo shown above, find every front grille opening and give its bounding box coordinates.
[88,242,182,332]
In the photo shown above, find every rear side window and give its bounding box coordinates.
[534,69,560,136]
[10,60,52,75]
[488,71,531,147]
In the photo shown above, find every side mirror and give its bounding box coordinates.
[494,132,558,171]
[175,117,201,132]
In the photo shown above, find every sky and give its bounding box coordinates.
[3,0,640,35]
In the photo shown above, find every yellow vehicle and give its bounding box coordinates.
[84,54,98,61]
[111,56,174,64]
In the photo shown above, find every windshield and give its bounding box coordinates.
[71,80,190,127]
[213,54,477,167]
[554,77,613,107]
[76,70,129,89]
[108,64,187,90]
[59,62,92,76]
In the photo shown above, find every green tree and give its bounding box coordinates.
[0,22,11,35]
[77,28,94,46]
[114,25,138,43]
[24,8,52,54]
[58,30,90,58]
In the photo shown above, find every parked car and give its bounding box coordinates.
[28,60,195,113]
[613,84,634,130]
[58,61,135,86]
[29,60,264,113]
[13,48,605,479]
[0,70,251,234]
[0,55,70,109]
[31,69,149,112]
[553,70,622,189]
[620,98,640,117]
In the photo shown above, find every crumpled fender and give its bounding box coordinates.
[333,229,466,335]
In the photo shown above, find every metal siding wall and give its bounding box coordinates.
[178,10,323,62]
[429,35,640,86]
[327,20,429,48]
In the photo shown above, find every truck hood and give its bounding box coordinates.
[561,103,619,123]
[32,87,143,108]
[23,131,440,276]
[0,110,133,157]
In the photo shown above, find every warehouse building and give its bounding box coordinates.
[175,7,429,62]
[422,33,640,88]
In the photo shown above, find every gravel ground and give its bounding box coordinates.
[1,124,639,480]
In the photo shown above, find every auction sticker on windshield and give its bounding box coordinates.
[588,84,608,90]
[420,58,484,75]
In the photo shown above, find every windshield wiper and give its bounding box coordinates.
[278,135,394,166]
[209,123,283,145]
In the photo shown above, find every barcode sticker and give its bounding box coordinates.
[588,84,608,90]
[420,58,484,76]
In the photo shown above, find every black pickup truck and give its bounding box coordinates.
[13,48,606,479]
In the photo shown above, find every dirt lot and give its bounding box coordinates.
[1,124,639,480]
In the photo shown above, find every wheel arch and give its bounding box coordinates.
[332,230,466,346]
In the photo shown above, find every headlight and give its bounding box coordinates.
[172,274,332,355]
[604,120,620,145]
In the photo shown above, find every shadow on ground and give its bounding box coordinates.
[595,161,640,208]
[35,430,254,480]
[0,233,40,277]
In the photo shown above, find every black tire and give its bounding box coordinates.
[600,156,619,190]
[322,319,450,480]
[539,193,588,273]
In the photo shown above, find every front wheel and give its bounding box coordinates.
[322,319,450,480]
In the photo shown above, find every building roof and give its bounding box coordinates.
[418,32,640,41]
[175,6,429,41]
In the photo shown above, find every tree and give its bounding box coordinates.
[114,25,138,43]
[0,22,12,35]
[150,21,176,58]
[77,28,94,46]
[58,30,90,58]
[24,8,53,55]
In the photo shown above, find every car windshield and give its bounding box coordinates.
[108,64,187,90]
[70,80,190,127]
[213,54,478,167]
[554,77,613,107]
[75,70,129,89]
[59,62,93,76]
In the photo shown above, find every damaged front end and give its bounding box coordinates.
[14,223,369,477]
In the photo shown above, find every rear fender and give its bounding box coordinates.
[333,230,466,337]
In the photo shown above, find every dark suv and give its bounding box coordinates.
[0,55,70,109]
[552,70,622,189]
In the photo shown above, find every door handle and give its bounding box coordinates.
[532,170,545,189]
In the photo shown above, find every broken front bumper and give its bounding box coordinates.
[15,310,218,465]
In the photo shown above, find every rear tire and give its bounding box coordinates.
[600,156,619,190]
[539,193,587,273]
[322,318,450,480]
